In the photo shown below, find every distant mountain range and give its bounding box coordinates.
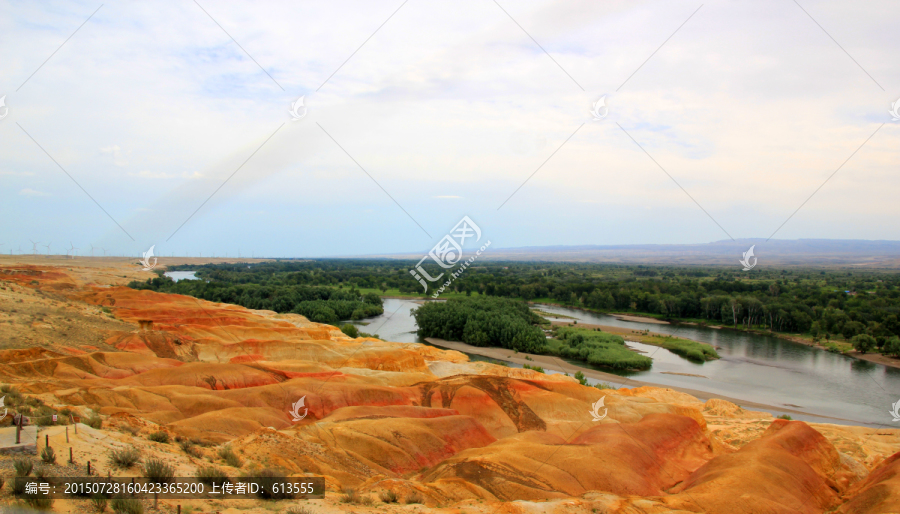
[370,239,900,267]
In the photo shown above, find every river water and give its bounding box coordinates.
[164,271,198,282]
[353,299,899,426]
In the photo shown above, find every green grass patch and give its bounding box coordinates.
[640,334,720,362]
[546,326,652,371]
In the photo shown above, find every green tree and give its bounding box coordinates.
[851,334,876,354]
[883,336,900,357]
[842,321,865,340]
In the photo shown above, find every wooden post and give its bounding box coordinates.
[177,506,181,514]
[71,415,77,434]
[15,415,21,444]
[66,426,69,443]
[45,434,49,448]
[69,447,73,464]
[87,461,91,475]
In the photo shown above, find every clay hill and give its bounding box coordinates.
[1,257,900,514]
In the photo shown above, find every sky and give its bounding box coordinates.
[1,0,899,258]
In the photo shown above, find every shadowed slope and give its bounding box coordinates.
[665,419,851,514]
[838,450,900,513]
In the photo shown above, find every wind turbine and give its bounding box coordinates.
[29,240,40,255]
[43,243,51,255]
[67,242,78,258]
[89,244,96,257]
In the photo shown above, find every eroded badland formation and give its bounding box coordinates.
[1,257,900,514]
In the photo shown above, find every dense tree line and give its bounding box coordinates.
[128,274,382,323]
[413,297,546,353]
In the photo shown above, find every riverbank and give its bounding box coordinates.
[423,337,857,424]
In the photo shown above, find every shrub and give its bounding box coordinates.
[25,496,53,510]
[111,497,144,514]
[340,488,361,504]
[523,363,545,373]
[179,439,202,458]
[35,465,49,478]
[340,323,359,338]
[119,425,139,436]
[405,491,424,504]
[594,382,614,390]
[143,458,175,510]
[574,371,588,386]
[40,445,56,464]
[108,446,141,468]
[218,446,242,468]
[86,413,102,429]
[254,468,291,499]
[195,465,229,487]
[777,414,793,420]
[380,490,399,503]
[14,457,33,476]
[92,493,108,512]
[142,458,175,482]
[147,431,169,443]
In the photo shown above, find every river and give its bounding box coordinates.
[352,299,899,426]
[164,271,198,282]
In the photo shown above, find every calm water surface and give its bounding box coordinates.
[353,299,899,426]
[164,271,198,282]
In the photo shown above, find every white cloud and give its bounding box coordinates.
[18,188,50,197]
[100,145,129,166]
